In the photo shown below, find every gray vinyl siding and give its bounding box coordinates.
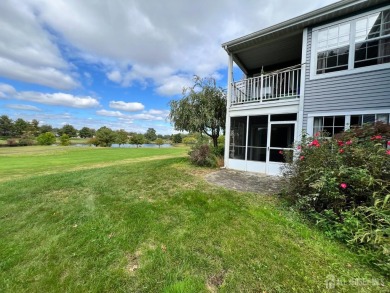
[302,28,390,130]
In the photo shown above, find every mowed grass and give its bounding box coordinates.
[0,146,186,181]
[0,147,388,292]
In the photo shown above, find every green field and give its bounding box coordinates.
[0,146,388,292]
[0,146,184,182]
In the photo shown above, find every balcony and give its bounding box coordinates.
[231,64,302,106]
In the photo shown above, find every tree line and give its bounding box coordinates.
[0,114,184,147]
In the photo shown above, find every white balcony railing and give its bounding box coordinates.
[231,64,302,105]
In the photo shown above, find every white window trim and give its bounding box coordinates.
[307,109,390,136]
[310,4,390,80]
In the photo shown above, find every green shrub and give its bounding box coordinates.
[217,135,225,146]
[59,134,71,146]
[283,123,390,275]
[96,126,117,147]
[87,137,99,147]
[182,136,197,145]
[212,144,224,157]
[37,132,56,146]
[155,138,164,148]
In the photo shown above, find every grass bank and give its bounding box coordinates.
[0,147,388,292]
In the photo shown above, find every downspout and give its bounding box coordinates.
[297,28,308,141]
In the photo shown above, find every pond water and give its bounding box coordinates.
[72,143,172,148]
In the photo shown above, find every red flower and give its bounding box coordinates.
[309,140,320,147]
[299,156,305,161]
[339,149,344,153]
[346,140,352,145]
[371,135,383,140]
[386,150,390,155]
[278,150,283,155]
[340,183,347,189]
[387,141,390,146]
[297,145,301,150]
[314,132,320,137]
[337,140,344,146]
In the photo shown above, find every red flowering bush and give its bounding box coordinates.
[282,123,390,275]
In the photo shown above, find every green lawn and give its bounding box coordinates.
[68,137,90,144]
[0,146,186,181]
[0,147,388,292]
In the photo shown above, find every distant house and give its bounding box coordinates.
[222,0,390,175]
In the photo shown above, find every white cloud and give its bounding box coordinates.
[0,57,78,90]
[148,109,166,115]
[109,100,144,112]
[7,0,336,95]
[0,83,16,98]
[6,104,41,111]
[106,70,122,83]
[130,113,164,121]
[156,75,193,96]
[0,1,78,89]
[129,109,170,121]
[16,92,99,108]
[96,108,169,121]
[0,0,339,94]
[0,83,100,108]
[96,109,125,117]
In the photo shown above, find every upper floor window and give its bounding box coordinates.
[316,23,350,74]
[313,6,390,77]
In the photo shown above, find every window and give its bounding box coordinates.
[310,113,390,136]
[313,6,390,76]
[355,9,390,68]
[316,23,350,74]
[351,113,390,126]
[313,116,345,136]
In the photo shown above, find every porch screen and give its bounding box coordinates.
[247,115,267,161]
[230,117,246,160]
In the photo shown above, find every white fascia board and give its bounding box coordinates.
[229,104,299,117]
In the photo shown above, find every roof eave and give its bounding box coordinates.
[222,0,367,53]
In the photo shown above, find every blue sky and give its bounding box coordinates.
[0,0,337,135]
